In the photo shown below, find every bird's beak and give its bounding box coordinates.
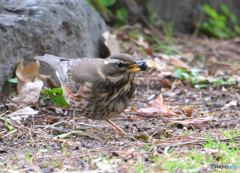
[127,61,147,72]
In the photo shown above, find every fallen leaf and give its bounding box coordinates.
[157,71,173,78]
[36,151,42,156]
[160,79,172,88]
[102,31,120,55]
[5,107,38,124]
[207,56,232,66]
[182,108,196,112]
[12,59,49,107]
[183,52,194,60]
[169,56,190,69]
[7,107,38,117]
[130,107,137,112]
[172,117,212,130]
[121,42,138,52]
[134,134,149,141]
[181,107,196,117]
[137,36,149,49]
[221,100,237,110]
[137,94,176,117]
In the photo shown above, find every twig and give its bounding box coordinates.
[51,127,103,141]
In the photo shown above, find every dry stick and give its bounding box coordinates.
[5,120,30,133]
[106,119,125,134]
[73,109,76,130]
[51,127,103,141]
[3,129,17,137]
[0,110,11,117]
[43,121,65,129]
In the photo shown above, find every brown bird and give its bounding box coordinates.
[35,53,147,133]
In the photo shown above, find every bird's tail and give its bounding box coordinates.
[35,54,62,73]
[34,54,69,89]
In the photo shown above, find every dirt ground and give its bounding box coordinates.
[1,26,240,172]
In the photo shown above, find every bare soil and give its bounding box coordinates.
[1,26,240,172]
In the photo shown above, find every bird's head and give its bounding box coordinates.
[102,53,147,83]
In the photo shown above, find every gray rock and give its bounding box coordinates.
[110,0,240,33]
[150,0,240,33]
[0,0,109,94]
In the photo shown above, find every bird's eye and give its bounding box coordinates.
[116,62,123,68]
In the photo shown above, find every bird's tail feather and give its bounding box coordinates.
[34,54,69,90]
[35,54,62,73]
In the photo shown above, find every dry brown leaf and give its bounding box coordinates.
[156,71,172,78]
[182,108,196,112]
[102,31,120,55]
[207,56,232,66]
[172,117,212,130]
[181,107,196,117]
[130,107,137,112]
[134,134,149,141]
[169,56,190,69]
[221,100,237,110]
[137,94,176,117]
[12,59,48,107]
[160,79,172,88]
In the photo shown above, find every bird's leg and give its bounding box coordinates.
[106,119,125,134]
[73,109,76,130]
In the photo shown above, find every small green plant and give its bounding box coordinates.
[3,118,12,131]
[52,158,59,168]
[147,2,161,27]
[62,142,66,156]
[84,0,128,27]
[115,8,129,26]
[153,44,181,55]
[43,162,49,167]
[200,4,240,38]
[25,149,33,162]
[8,77,18,83]
[133,161,144,173]
[162,21,175,45]
[174,67,237,88]
[157,132,240,171]
[41,88,69,108]
[147,1,175,45]
[84,0,116,16]
[144,144,149,151]
[29,138,35,147]
[203,133,218,148]
[129,28,140,39]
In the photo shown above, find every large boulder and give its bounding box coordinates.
[0,0,108,94]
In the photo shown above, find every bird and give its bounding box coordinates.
[35,53,147,133]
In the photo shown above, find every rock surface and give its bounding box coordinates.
[110,0,240,33]
[0,0,108,94]
[150,0,240,33]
